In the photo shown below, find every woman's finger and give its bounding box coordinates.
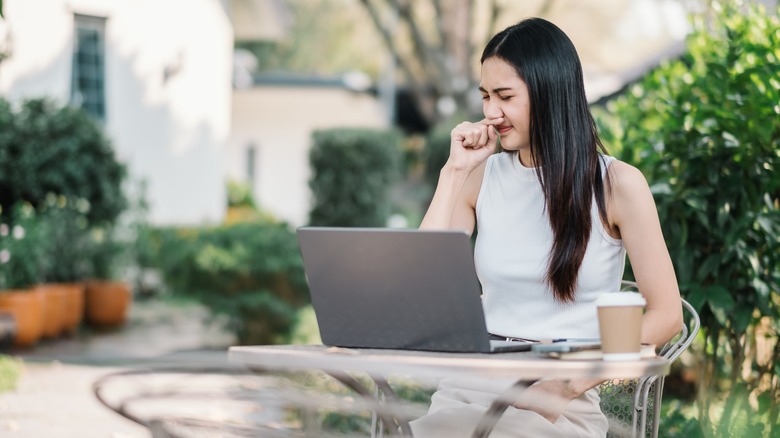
[480,116,504,127]
[463,131,475,147]
[487,123,498,144]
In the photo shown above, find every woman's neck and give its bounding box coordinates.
[518,150,536,168]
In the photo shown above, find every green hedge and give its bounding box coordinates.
[308,128,402,227]
[150,221,308,345]
[0,98,127,225]
[423,119,456,195]
[600,3,780,436]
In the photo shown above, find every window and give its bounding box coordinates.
[71,14,106,121]
[246,143,257,187]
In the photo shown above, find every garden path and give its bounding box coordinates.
[0,297,237,438]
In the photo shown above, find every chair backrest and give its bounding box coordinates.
[599,281,700,438]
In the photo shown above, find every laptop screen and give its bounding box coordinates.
[297,227,494,353]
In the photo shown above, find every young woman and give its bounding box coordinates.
[411,18,683,437]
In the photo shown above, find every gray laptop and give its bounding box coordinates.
[296,227,532,353]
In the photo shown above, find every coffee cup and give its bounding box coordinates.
[595,292,646,361]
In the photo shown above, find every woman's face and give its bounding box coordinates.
[479,57,532,161]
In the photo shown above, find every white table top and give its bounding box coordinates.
[229,344,670,380]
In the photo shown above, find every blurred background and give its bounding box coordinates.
[0,0,778,436]
[0,0,696,227]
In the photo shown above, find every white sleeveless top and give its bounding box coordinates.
[474,152,626,340]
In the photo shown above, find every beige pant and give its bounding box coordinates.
[409,377,608,438]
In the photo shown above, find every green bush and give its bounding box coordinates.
[422,119,456,195]
[36,195,92,283]
[83,223,130,281]
[0,98,127,225]
[600,3,779,436]
[0,203,45,290]
[308,128,402,227]
[150,221,309,344]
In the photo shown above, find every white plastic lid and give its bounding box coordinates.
[595,292,646,307]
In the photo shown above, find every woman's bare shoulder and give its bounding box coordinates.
[606,159,650,195]
[605,158,657,229]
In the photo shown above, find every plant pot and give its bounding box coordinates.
[0,288,45,347]
[36,283,68,338]
[84,280,131,328]
[59,283,85,336]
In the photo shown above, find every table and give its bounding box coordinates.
[229,344,670,437]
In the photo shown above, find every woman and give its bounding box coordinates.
[411,18,683,437]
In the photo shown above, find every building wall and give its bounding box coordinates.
[229,85,387,227]
[0,0,233,225]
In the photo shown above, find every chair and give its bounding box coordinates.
[598,281,700,438]
[93,364,423,438]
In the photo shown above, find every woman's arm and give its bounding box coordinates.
[513,160,684,423]
[608,160,684,346]
[419,164,480,233]
[419,117,502,232]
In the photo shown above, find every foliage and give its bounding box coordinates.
[0,354,21,393]
[122,180,158,278]
[288,305,322,345]
[227,180,257,209]
[0,203,44,290]
[36,195,92,283]
[308,128,403,227]
[235,0,384,79]
[0,97,127,225]
[149,222,309,344]
[224,180,277,225]
[600,3,780,436]
[358,0,516,125]
[660,399,705,437]
[422,118,456,194]
[84,224,129,281]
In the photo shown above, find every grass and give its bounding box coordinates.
[0,354,22,393]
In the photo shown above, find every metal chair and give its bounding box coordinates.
[598,281,700,438]
[93,364,423,438]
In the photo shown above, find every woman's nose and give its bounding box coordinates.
[483,99,503,119]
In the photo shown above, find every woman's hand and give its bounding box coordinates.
[511,377,603,423]
[419,117,502,232]
[511,379,575,423]
[447,117,504,173]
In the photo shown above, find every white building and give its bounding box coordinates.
[228,72,387,227]
[0,0,234,225]
[0,0,388,227]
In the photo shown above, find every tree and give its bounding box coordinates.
[358,0,556,126]
[236,0,386,79]
[601,3,780,435]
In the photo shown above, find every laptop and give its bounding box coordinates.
[296,227,533,353]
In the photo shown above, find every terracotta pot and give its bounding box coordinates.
[0,288,45,347]
[36,283,67,338]
[59,283,85,336]
[85,280,131,328]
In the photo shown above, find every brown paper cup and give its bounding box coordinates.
[596,292,646,361]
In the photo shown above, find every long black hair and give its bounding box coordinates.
[481,18,609,303]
